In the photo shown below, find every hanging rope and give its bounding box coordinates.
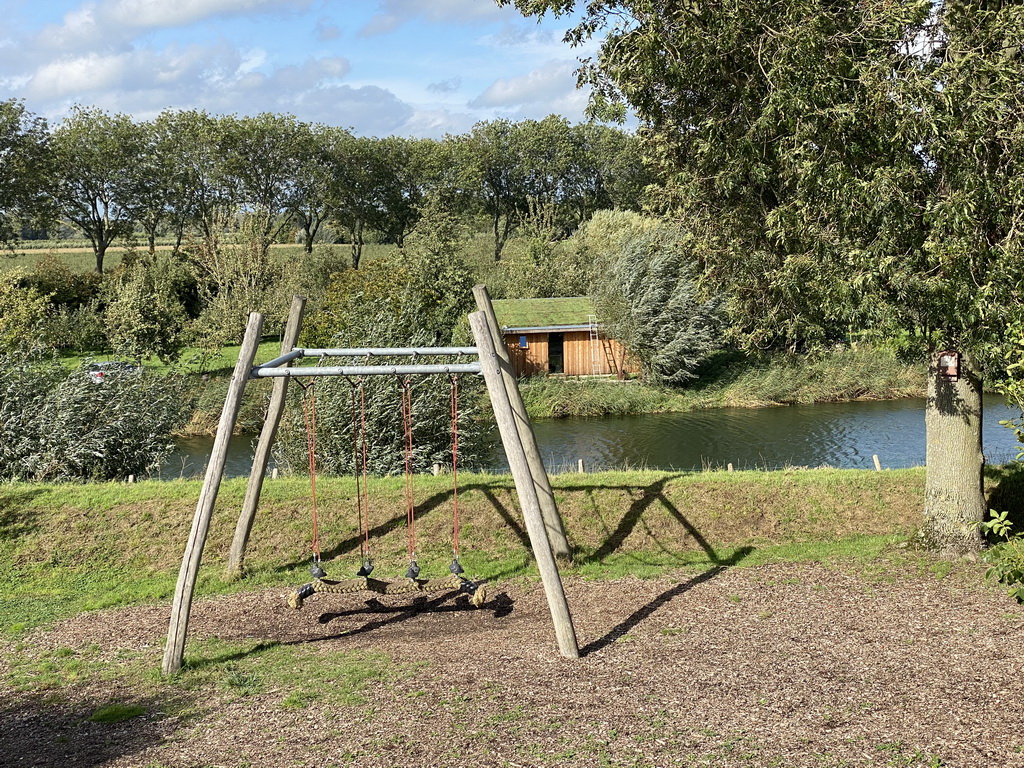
[399,376,419,578]
[297,378,323,575]
[449,374,464,575]
[347,376,373,576]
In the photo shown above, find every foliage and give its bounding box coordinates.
[25,252,102,308]
[101,248,191,363]
[50,107,146,273]
[0,99,51,247]
[0,268,50,353]
[282,202,486,477]
[488,200,594,299]
[979,509,1024,603]
[455,116,647,261]
[185,212,284,350]
[502,0,1024,555]
[583,210,725,384]
[0,356,193,481]
[39,302,107,354]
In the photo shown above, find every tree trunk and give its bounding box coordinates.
[492,212,502,262]
[921,350,986,556]
[351,219,364,269]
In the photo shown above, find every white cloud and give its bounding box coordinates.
[109,0,311,31]
[470,60,578,109]
[359,0,509,37]
[36,0,313,54]
[290,84,414,136]
[28,53,133,100]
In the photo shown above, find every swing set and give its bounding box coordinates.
[285,370,487,610]
[162,289,580,677]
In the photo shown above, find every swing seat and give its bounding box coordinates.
[288,574,487,610]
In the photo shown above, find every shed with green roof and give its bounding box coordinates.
[490,297,634,378]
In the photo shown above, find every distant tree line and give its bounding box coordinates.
[0,100,650,273]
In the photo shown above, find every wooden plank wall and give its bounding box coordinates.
[503,331,637,378]
[505,333,549,377]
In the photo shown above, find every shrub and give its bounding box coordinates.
[0,268,50,353]
[0,356,193,481]
[581,210,726,385]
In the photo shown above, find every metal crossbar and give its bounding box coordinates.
[250,345,482,379]
[252,363,482,378]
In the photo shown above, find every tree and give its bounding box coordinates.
[219,113,307,252]
[50,107,146,273]
[102,250,190,363]
[0,269,50,353]
[287,124,349,254]
[502,0,1024,555]
[583,210,724,384]
[457,119,531,261]
[0,100,51,247]
[152,110,234,247]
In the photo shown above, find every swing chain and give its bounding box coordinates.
[297,378,324,577]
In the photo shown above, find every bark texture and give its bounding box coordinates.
[922,351,986,556]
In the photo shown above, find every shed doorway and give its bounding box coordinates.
[548,333,564,373]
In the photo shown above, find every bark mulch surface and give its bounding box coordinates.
[2,562,1022,768]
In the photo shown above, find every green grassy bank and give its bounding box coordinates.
[0,467,941,637]
[520,345,926,419]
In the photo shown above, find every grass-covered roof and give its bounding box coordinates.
[491,297,596,329]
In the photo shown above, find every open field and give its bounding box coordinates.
[2,468,1023,766]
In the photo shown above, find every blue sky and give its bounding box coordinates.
[0,0,604,137]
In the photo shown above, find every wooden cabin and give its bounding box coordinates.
[490,297,636,378]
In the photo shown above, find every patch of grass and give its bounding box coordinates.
[518,345,925,420]
[88,703,147,723]
[175,638,400,709]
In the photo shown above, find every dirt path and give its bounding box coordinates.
[2,562,1023,768]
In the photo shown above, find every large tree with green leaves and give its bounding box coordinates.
[503,0,1024,555]
[0,100,51,247]
[50,107,146,273]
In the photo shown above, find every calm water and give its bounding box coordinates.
[166,397,1022,479]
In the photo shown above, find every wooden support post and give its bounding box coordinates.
[163,312,265,677]
[227,296,306,578]
[470,311,579,659]
[873,454,882,472]
[472,285,571,560]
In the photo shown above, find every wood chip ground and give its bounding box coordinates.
[2,562,1023,767]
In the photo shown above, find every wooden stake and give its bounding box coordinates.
[470,311,579,658]
[227,296,306,578]
[472,285,571,559]
[873,454,882,472]
[163,312,265,677]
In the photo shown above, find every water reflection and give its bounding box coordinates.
[168,397,1021,479]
